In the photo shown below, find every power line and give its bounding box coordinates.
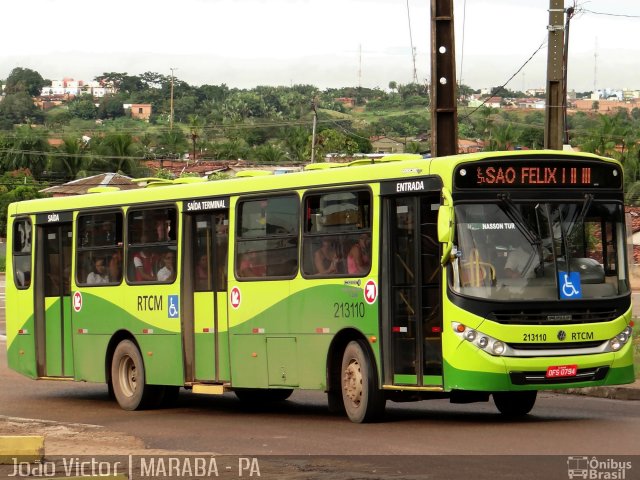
[459,38,547,121]
[582,9,640,18]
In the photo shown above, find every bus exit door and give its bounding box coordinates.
[34,219,74,378]
[181,198,230,384]
[381,191,443,387]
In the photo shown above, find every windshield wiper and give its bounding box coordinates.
[497,193,542,247]
[568,193,594,238]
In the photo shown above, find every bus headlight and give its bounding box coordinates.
[610,338,622,351]
[451,322,509,356]
[606,324,633,352]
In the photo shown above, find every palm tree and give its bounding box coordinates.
[489,123,520,151]
[97,132,141,175]
[252,143,287,163]
[1,126,49,178]
[57,136,89,180]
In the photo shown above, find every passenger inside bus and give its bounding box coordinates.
[196,253,210,290]
[156,251,176,282]
[314,238,342,274]
[108,250,123,283]
[132,235,155,281]
[86,257,109,284]
[347,233,371,275]
[238,251,266,277]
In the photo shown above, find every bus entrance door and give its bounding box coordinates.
[382,193,443,387]
[34,220,74,378]
[182,205,230,384]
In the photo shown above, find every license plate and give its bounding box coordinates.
[546,364,578,378]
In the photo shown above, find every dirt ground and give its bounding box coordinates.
[0,415,186,456]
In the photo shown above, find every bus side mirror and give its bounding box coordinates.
[438,188,455,265]
[437,206,452,243]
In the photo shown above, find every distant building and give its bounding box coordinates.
[370,136,404,154]
[40,78,115,98]
[127,104,152,121]
[334,97,356,108]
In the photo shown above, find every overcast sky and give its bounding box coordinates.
[1,0,638,92]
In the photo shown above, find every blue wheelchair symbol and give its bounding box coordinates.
[168,295,179,318]
[558,271,582,300]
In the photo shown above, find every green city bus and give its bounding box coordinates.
[5,150,635,423]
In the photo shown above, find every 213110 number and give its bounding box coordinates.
[334,302,365,319]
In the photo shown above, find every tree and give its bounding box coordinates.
[0,126,48,177]
[0,170,44,236]
[313,129,359,159]
[4,67,46,96]
[156,130,189,159]
[56,136,90,180]
[282,127,310,162]
[97,95,126,120]
[252,143,287,163]
[96,132,141,174]
[67,95,98,120]
[488,123,520,151]
[0,92,45,129]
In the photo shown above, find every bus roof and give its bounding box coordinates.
[11,150,618,216]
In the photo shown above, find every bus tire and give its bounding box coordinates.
[111,340,156,411]
[341,340,385,423]
[493,391,537,417]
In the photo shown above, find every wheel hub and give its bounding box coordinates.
[119,356,137,397]
[343,359,363,406]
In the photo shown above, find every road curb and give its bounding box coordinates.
[558,385,640,401]
[0,435,44,463]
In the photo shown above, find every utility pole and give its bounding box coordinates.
[562,6,575,146]
[169,67,177,130]
[544,0,564,150]
[430,0,458,157]
[310,97,318,163]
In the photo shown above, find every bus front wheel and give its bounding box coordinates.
[111,340,156,410]
[340,340,385,423]
[493,391,537,417]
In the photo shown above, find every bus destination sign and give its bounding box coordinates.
[454,160,622,190]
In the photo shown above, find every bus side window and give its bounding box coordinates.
[13,218,32,289]
[76,211,124,287]
[235,195,298,280]
[302,189,371,278]
[127,206,177,284]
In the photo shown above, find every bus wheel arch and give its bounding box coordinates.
[327,329,385,422]
[108,333,158,410]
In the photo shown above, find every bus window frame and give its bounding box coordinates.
[125,204,179,286]
[75,209,124,287]
[300,187,373,279]
[234,193,300,281]
[12,217,33,290]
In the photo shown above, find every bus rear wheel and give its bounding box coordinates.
[341,340,385,423]
[493,391,537,417]
[111,340,157,410]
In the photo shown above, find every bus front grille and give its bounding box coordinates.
[490,309,618,325]
[506,340,604,350]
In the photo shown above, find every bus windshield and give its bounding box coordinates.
[450,200,629,301]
